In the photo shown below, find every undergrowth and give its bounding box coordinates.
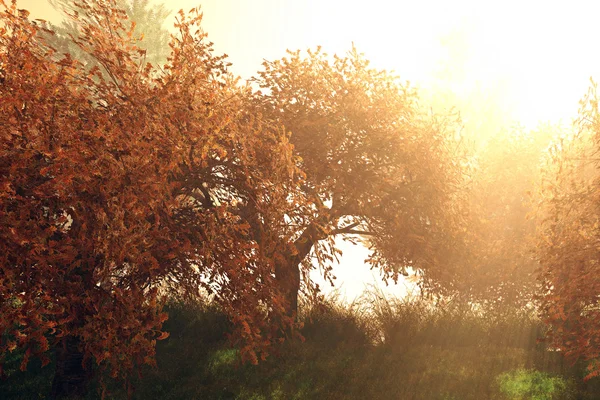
[2,291,598,399]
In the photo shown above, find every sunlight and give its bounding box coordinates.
[169,0,600,300]
[8,2,600,395]
[21,0,600,129]
[16,0,600,302]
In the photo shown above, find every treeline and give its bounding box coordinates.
[2,0,600,398]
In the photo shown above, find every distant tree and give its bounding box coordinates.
[47,0,171,68]
[438,126,556,308]
[417,25,552,308]
[252,48,467,315]
[536,81,600,379]
[0,1,297,397]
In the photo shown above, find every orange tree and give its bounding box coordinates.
[252,48,466,314]
[0,1,298,397]
[536,82,600,379]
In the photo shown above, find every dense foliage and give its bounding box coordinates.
[253,47,466,312]
[5,0,600,397]
[0,0,299,396]
[441,126,555,308]
[536,82,600,379]
[1,0,469,397]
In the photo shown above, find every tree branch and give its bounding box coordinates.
[331,222,360,234]
[334,229,376,236]
[331,222,376,236]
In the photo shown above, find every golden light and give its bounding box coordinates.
[20,0,600,128]
[15,0,600,300]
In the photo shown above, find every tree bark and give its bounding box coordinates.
[51,335,90,399]
[275,255,301,316]
[276,223,323,316]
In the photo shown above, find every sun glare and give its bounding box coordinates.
[20,0,600,130]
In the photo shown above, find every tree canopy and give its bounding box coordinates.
[0,1,299,396]
[436,126,557,308]
[9,0,588,397]
[253,47,466,311]
[47,0,171,68]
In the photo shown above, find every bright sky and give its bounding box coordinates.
[15,0,600,300]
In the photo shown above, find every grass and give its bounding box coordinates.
[496,369,574,400]
[2,292,599,399]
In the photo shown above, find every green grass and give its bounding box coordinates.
[496,369,574,400]
[2,294,599,399]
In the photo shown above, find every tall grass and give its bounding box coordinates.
[2,291,599,399]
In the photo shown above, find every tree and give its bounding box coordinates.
[536,81,600,379]
[0,1,297,397]
[252,47,466,315]
[436,125,557,309]
[415,25,552,309]
[47,0,171,68]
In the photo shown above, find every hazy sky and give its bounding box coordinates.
[14,0,600,299]
[20,0,600,126]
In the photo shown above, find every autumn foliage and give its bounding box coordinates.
[536,82,600,379]
[0,0,299,395]
[13,0,600,397]
[438,126,557,308]
[253,47,466,311]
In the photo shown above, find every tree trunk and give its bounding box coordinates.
[276,223,323,317]
[275,256,301,316]
[51,335,90,399]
